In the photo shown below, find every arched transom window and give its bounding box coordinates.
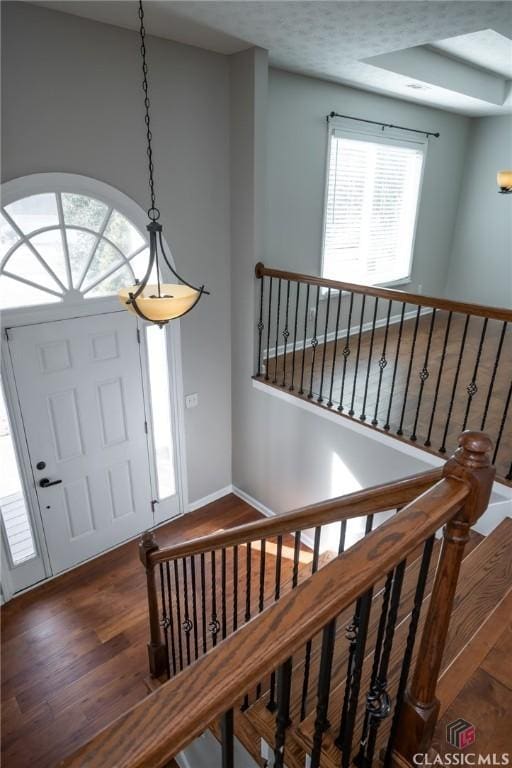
[0,191,151,309]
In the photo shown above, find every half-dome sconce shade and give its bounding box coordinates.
[497,170,512,194]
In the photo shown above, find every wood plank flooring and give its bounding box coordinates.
[433,607,512,759]
[0,495,263,768]
[261,311,511,481]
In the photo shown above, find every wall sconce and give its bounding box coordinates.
[497,170,512,194]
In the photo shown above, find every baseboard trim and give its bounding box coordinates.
[187,486,234,512]
[232,485,275,518]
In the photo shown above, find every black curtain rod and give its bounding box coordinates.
[328,111,440,138]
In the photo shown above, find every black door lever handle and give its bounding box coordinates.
[39,478,63,488]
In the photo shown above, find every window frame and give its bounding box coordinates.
[320,118,428,289]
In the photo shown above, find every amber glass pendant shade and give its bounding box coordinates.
[119,283,200,322]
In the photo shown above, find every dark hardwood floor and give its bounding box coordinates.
[262,310,511,480]
[0,495,262,768]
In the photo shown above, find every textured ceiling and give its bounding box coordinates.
[35,1,512,116]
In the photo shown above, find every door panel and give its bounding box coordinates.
[8,312,155,574]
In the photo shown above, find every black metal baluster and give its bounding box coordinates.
[318,287,331,403]
[462,318,488,431]
[349,295,367,416]
[210,550,219,648]
[357,562,406,767]
[182,557,191,666]
[338,292,354,412]
[274,658,293,768]
[275,534,283,601]
[233,545,239,633]
[411,309,437,441]
[273,278,282,384]
[256,539,266,699]
[328,289,343,408]
[300,526,322,720]
[425,311,453,446]
[200,552,207,655]
[173,559,184,670]
[159,564,171,679]
[221,708,234,768]
[257,275,264,377]
[310,619,337,768]
[292,530,301,588]
[338,519,347,555]
[440,315,470,453]
[290,282,301,391]
[384,303,406,431]
[360,297,379,421]
[506,461,512,482]
[165,562,177,676]
[492,379,512,466]
[384,537,435,767]
[190,556,199,661]
[221,548,227,640]
[282,281,291,387]
[299,283,310,395]
[372,300,392,425]
[397,306,421,436]
[480,321,507,431]
[268,534,284,710]
[336,589,374,767]
[242,542,252,709]
[245,542,252,623]
[265,277,273,381]
[308,285,321,399]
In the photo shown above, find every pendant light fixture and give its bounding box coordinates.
[119,0,208,325]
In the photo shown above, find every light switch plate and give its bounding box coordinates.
[185,393,199,409]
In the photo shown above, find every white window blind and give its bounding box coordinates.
[322,130,425,286]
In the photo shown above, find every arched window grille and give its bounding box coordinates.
[0,191,153,309]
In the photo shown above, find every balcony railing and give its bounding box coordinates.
[254,263,512,483]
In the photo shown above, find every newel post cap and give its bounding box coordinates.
[443,431,495,527]
[139,529,158,567]
[453,431,493,469]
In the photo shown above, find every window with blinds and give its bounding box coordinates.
[322,130,425,286]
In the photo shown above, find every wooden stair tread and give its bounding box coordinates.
[276,521,510,767]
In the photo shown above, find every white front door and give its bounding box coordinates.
[8,312,156,574]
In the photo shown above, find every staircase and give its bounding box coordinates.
[60,432,506,768]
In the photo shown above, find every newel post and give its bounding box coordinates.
[139,530,167,678]
[392,432,494,763]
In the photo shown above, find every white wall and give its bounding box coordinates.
[446,115,512,307]
[265,68,471,298]
[229,59,440,512]
[1,2,232,504]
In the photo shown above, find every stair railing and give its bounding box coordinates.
[254,262,512,483]
[141,466,444,680]
[60,432,494,768]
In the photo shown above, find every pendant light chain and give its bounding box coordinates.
[138,0,160,222]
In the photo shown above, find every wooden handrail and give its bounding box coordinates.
[60,477,471,768]
[149,467,443,565]
[255,263,512,323]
